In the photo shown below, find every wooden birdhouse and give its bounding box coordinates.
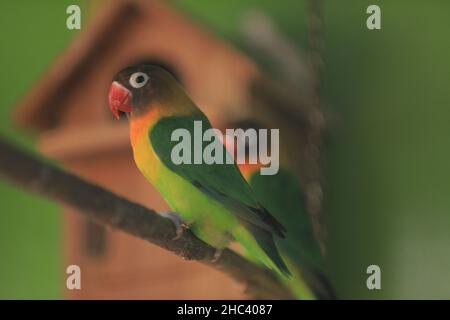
[13,0,263,299]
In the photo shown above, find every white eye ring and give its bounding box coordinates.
[129,72,149,88]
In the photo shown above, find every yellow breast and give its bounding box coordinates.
[129,108,161,181]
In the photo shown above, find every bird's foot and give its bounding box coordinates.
[160,212,188,240]
[211,248,223,263]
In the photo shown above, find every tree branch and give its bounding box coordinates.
[0,137,293,299]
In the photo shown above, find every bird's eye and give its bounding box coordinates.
[129,72,149,88]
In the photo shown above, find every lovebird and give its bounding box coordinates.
[108,64,290,277]
[223,120,334,299]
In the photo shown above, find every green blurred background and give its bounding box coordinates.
[0,0,449,299]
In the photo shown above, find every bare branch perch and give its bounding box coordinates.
[0,137,293,299]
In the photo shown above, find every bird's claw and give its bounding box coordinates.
[173,222,188,240]
[211,248,223,263]
[160,212,188,240]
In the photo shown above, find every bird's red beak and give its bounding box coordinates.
[108,81,132,119]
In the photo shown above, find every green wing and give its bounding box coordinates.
[149,114,285,237]
[249,169,324,270]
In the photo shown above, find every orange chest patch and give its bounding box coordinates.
[129,108,160,146]
[129,108,162,180]
[239,163,262,181]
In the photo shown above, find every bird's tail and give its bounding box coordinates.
[300,268,337,300]
[280,259,316,300]
[234,223,291,278]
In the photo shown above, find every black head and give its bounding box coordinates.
[108,64,177,118]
